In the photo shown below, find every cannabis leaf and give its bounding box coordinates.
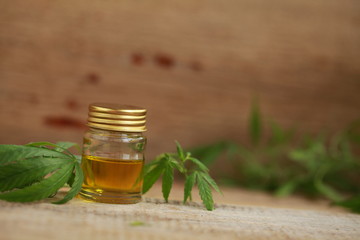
[0,142,83,203]
[143,141,221,211]
[183,172,196,202]
[189,102,360,214]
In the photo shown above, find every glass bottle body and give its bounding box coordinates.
[79,127,146,204]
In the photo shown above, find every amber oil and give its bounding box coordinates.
[80,155,144,203]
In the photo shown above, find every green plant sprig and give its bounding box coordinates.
[0,141,220,210]
[142,141,221,211]
[190,102,360,213]
[0,142,83,204]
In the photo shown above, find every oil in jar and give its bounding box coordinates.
[79,103,147,204]
[79,155,144,203]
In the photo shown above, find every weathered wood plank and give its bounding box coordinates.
[0,0,359,159]
[1,194,359,240]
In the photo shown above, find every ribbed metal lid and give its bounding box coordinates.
[87,103,146,132]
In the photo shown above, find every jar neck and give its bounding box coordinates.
[88,127,144,137]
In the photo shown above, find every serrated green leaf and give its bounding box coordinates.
[183,172,196,203]
[140,155,167,194]
[26,142,59,148]
[169,157,186,174]
[249,100,262,146]
[142,158,166,194]
[26,141,78,157]
[315,180,344,202]
[269,121,284,145]
[67,171,76,187]
[188,157,209,172]
[143,155,164,173]
[275,180,299,197]
[55,142,80,152]
[0,156,72,192]
[268,121,294,146]
[289,149,309,162]
[175,141,185,161]
[0,145,70,165]
[74,155,82,164]
[53,163,84,204]
[197,173,214,211]
[0,163,74,202]
[162,163,174,202]
[198,171,222,195]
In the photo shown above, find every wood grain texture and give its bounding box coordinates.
[0,0,359,158]
[1,195,359,240]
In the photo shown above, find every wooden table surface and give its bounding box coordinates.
[1,183,359,240]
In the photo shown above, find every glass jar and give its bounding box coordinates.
[78,103,147,204]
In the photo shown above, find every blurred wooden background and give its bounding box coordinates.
[0,0,359,159]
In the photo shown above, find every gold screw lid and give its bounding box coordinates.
[87,103,147,132]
